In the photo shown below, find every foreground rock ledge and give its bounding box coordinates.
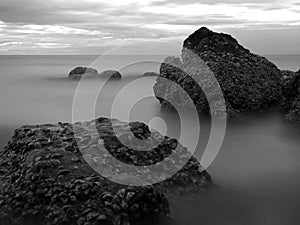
[0,117,213,225]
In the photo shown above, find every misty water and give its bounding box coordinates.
[0,55,300,225]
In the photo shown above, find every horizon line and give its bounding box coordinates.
[0,54,300,56]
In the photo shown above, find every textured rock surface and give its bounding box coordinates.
[99,70,122,80]
[69,67,99,80]
[0,118,212,225]
[154,27,282,117]
[281,70,296,79]
[280,69,300,122]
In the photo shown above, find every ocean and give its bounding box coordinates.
[0,55,300,225]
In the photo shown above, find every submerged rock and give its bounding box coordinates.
[153,27,282,117]
[143,72,159,77]
[0,118,212,225]
[100,70,122,80]
[68,67,99,80]
[280,69,300,122]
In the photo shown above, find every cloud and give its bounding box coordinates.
[0,0,299,54]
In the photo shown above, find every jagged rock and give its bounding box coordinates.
[143,72,159,77]
[154,27,282,117]
[280,69,300,122]
[0,118,212,225]
[99,70,122,80]
[68,67,99,80]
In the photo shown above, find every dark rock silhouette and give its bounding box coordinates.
[100,70,122,80]
[0,118,212,225]
[280,69,300,122]
[154,27,282,117]
[69,66,99,80]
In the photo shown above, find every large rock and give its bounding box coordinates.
[68,67,99,80]
[0,118,212,225]
[154,27,282,117]
[280,69,300,122]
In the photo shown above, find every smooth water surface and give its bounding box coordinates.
[0,55,300,225]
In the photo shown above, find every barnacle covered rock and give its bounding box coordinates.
[0,118,213,225]
[281,70,296,79]
[101,187,170,225]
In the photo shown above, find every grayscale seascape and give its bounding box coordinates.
[0,55,300,225]
[1,1,300,224]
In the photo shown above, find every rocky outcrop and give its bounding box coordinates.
[280,69,300,122]
[154,27,282,117]
[100,70,122,80]
[0,118,212,225]
[69,67,99,80]
[143,72,159,77]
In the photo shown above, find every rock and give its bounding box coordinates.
[102,187,171,225]
[280,69,300,122]
[281,70,296,79]
[143,72,159,77]
[153,27,282,117]
[99,70,122,80]
[0,118,212,225]
[68,67,99,80]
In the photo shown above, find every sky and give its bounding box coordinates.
[0,0,300,55]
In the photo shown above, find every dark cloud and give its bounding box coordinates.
[0,0,66,24]
[0,0,121,24]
